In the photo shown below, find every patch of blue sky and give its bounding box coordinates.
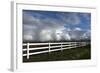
[23,10,91,41]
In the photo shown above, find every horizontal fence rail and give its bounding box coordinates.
[22,42,89,59]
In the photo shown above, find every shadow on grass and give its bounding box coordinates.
[23,45,91,63]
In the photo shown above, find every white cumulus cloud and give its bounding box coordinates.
[23,11,90,42]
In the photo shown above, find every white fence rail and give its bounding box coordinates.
[23,42,89,59]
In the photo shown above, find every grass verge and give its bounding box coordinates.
[23,44,91,62]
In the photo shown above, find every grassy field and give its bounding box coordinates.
[23,44,91,63]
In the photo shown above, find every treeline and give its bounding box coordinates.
[23,39,91,43]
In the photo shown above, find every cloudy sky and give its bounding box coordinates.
[23,10,91,42]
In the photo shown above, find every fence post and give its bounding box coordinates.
[82,42,84,46]
[61,43,63,52]
[75,42,76,48]
[27,43,29,59]
[70,42,72,47]
[49,42,51,53]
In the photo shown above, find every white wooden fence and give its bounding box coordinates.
[23,42,88,59]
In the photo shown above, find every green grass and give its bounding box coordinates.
[23,45,91,63]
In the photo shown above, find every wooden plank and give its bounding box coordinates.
[22,42,82,46]
[23,46,78,56]
[23,50,49,56]
[22,44,73,51]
